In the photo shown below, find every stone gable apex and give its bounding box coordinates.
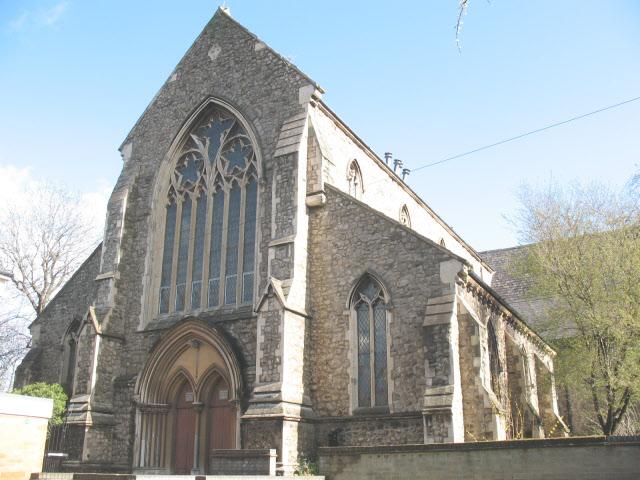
[120,7,321,151]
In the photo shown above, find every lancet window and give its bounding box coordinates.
[347,160,363,199]
[158,105,258,315]
[352,275,389,408]
[399,205,411,227]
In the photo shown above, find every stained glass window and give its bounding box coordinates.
[175,197,192,312]
[357,302,371,407]
[158,103,258,316]
[191,194,207,310]
[353,275,389,408]
[159,201,177,314]
[208,190,225,308]
[225,184,241,305]
[373,303,388,405]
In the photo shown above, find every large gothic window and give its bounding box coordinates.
[159,104,258,315]
[352,275,389,408]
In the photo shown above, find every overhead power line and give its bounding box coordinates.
[410,95,640,172]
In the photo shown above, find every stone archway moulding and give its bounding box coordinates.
[135,319,242,404]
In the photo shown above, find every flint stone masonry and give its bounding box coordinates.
[309,185,455,418]
[208,449,276,476]
[314,414,424,448]
[15,7,562,476]
[308,106,490,278]
[15,245,102,389]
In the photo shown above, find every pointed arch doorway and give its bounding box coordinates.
[134,320,242,474]
[174,380,196,474]
[206,373,236,451]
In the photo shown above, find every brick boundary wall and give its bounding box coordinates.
[31,474,324,480]
[318,436,640,480]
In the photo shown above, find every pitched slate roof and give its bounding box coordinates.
[480,245,552,332]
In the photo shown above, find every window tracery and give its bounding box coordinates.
[61,318,81,396]
[347,160,363,199]
[159,104,258,315]
[352,274,389,408]
[399,205,411,227]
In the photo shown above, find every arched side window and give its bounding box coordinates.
[487,321,502,397]
[159,104,258,315]
[399,205,411,227]
[347,160,363,199]
[61,318,81,397]
[352,274,389,408]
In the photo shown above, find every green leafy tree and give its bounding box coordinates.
[13,382,68,425]
[512,180,640,435]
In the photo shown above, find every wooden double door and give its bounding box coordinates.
[173,377,236,474]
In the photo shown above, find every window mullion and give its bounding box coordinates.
[369,302,375,407]
[236,183,247,305]
[218,184,231,307]
[168,199,183,313]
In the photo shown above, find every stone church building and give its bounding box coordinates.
[16,8,566,475]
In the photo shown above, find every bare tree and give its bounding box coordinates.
[0,309,29,389]
[0,183,98,315]
[456,0,469,50]
[0,182,101,388]
[512,180,640,435]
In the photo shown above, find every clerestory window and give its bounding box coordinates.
[158,104,258,315]
[352,274,389,408]
[399,205,411,227]
[347,160,363,199]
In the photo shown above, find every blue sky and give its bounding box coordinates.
[0,0,638,250]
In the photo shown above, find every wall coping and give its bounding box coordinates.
[0,392,53,419]
[209,448,276,458]
[317,436,640,456]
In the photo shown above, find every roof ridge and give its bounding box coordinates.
[480,244,531,255]
[325,184,470,267]
[216,8,323,93]
[120,7,323,151]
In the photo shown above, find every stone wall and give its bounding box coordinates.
[208,449,276,476]
[308,185,455,429]
[55,7,316,469]
[14,7,563,473]
[314,414,423,448]
[14,245,102,389]
[309,186,462,445]
[318,437,640,480]
[308,105,490,279]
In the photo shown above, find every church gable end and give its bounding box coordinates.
[14,8,565,476]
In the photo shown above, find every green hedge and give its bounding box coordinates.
[13,382,68,425]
